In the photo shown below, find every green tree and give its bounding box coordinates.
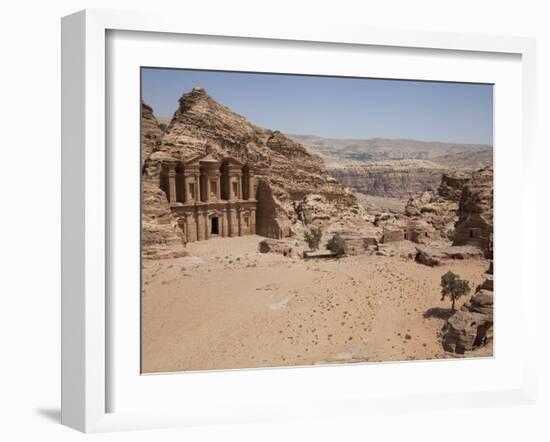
[326,233,347,258]
[304,226,322,251]
[440,271,471,311]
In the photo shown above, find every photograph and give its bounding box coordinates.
[140,68,494,374]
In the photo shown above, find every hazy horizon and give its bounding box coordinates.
[142,68,494,145]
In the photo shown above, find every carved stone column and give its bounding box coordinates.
[166,162,177,204]
[249,174,256,200]
[221,210,227,237]
[237,172,243,200]
[205,177,211,202]
[250,208,256,234]
[228,207,238,237]
[197,209,206,241]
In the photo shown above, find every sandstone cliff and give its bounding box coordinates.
[405,166,493,250]
[143,87,362,238]
[329,160,447,199]
[293,134,492,201]
[141,100,164,169]
[453,166,493,257]
[141,101,183,251]
[405,172,470,239]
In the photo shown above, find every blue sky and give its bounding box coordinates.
[141,68,493,145]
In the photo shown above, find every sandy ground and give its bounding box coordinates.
[141,235,490,373]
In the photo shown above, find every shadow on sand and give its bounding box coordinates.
[423,307,455,320]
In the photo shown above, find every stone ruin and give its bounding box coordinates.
[381,218,436,244]
[381,225,405,243]
[160,155,257,243]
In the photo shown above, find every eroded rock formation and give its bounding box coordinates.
[141,100,164,170]
[453,166,494,258]
[141,101,184,251]
[141,181,184,249]
[441,262,494,354]
[405,166,493,251]
[405,171,471,239]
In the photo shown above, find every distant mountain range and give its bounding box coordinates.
[288,134,493,199]
[288,134,492,169]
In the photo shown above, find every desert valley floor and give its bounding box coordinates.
[141,235,491,373]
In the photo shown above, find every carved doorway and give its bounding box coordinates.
[211,216,219,236]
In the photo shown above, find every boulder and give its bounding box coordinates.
[258,239,294,257]
[415,244,484,266]
[415,246,444,266]
[441,272,494,354]
[463,289,494,316]
[477,275,493,291]
[441,310,492,354]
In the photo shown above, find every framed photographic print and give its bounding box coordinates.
[61,9,537,432]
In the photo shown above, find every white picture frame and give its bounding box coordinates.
[61,9,537,433]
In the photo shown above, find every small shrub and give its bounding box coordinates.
[440,270,471,310]
[304,226,323,251]
[326,233,347,258]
